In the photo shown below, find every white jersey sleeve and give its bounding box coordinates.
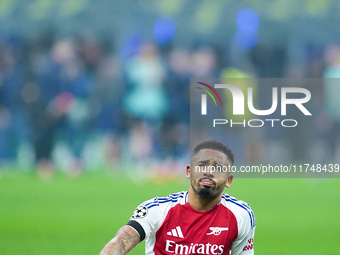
[126,191,188,254]
[222,194,256,255]
[230,218,255,254]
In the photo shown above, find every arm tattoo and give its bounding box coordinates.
[100,225,140,255]
[118,226,139,253]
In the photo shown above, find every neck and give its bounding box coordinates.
[187,185,222,212]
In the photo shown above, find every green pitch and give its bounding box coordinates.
[0,171,340,255]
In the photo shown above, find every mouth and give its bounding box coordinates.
[199,178,215,187]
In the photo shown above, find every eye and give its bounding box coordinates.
[215,164,224,172]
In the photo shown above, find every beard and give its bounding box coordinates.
[191,178,226,200]
[197,186,217,199]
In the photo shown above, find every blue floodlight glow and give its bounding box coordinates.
[236,8,260,33]
[153,18,176,45]
[235,30,259,50]
[235,8,260,50]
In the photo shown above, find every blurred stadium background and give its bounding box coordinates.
[0,0,340,254]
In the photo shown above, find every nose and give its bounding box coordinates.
[203,173,214,179]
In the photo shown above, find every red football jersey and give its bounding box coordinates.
[127,191,255,255]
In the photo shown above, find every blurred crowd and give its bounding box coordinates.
[0,33,193,174]
[1,31,340,174]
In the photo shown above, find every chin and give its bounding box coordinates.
[198,187,217,199]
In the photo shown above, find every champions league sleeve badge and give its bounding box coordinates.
[132,205,148,219]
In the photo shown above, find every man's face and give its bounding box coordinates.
[188,148,233,200]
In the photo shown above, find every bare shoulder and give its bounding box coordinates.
[99,225,140,255]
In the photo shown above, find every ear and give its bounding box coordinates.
[225,174,234,188]
[186,165,191,179]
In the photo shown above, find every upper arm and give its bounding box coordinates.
[100,197,165,255]
[99,225,140,255]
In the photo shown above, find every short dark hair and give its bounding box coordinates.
[193,140,234,165]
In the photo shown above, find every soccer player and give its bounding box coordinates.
[99,140,255,255]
